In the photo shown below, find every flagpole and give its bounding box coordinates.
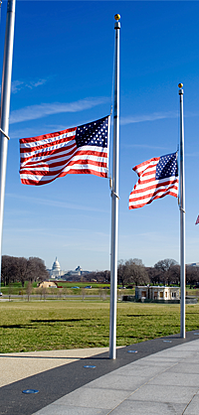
[178,83,186,338]
[109,14,120,360]
[0,0,16,294]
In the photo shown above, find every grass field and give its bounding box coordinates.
[0,301,199,353]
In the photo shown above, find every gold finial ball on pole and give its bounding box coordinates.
[178,83,183,89]
[114,14,121,21]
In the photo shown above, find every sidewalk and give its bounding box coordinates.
[1,333,199,415]
[32,338,199,415]
[0,347,109,388]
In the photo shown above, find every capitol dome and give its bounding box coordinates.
[50,257,61,278]
[52,257,61,272]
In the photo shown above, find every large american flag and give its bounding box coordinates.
[129,152,179,210]
[19,116,110,186]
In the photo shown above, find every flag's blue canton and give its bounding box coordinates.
[156,153,178,180]
[76,116,108,148]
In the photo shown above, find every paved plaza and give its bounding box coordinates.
[1,332,199,414]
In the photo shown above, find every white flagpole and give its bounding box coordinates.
[0,0,16,294]
[178,83,186,338]
[109,14,121,360]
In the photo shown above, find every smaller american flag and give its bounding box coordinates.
[20,116,110,186]
[195,215,199,225]
[129,152,179,210]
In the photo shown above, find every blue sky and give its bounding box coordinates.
[0,0,199,272]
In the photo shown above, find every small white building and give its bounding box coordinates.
[135,286,180,301]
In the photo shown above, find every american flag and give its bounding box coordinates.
[20,116,110,186]
[195,215,199,225]
[129,152,179,210]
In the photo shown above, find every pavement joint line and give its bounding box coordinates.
[0,355,83,360]
[182,391,199,414]
[101,360,182,414]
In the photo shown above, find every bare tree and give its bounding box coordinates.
[154,258,178,285]
[146,267,161,285]
[81,287,86,300]
[26,281,32,301]
[186,266,199,286]
[62,287,69,298]
[118,258,149,286]
[27,257,49,283]
[16,257,28,287]
[1,255,18,286]
[8,283,14,301]
[117,260,128,286]
[1,255,49,286]
[168,264,180,285]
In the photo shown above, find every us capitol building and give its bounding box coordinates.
[49,257,65,278]
[49,257,83,279]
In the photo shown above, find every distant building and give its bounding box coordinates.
[135,286,180,301]
[49,257,65,279]
[48,259,89,280]
[187,263,199,267]
[66,266,83,277]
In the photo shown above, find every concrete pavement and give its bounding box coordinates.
[31,337,199,415]
[1,332,199,414]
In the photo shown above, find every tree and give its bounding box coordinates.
[16,257,29,287]
[27,257,49,283]
[127,258,149,286]
[26,281,33,301]
[1,255,18,286]
[168,264,180,285]
[186,266,199,286]
[154,258,178,285]
[117,258,149,286]
[8,283,14,301]
[117,260,128,286]
[146,267,161,285]
[1,255,49,286]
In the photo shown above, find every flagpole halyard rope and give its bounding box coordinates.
[0,128,10,140]
[111,190,120,199]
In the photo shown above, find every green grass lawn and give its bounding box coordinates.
[0,300,199,353]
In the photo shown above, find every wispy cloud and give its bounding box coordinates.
[11,81,24,94]
[121,111,178,125]
[186,152,199,157]
[0,79,47,94]
[10,97,109,124]
[6,193,109,213]
[11,79,47,94]
[63,240,109,253]
[123,143,168,150]
[10,125,72,139]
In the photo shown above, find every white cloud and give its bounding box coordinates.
[123,143,168,150]
[121,111,178,125]
[27,79,47,89]
[10,79,47,94]
[6,193,109,213]
[11,80,24,94]
[10,97,109,124]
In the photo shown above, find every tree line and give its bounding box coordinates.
[1,255,49,286]
[85,258,199,287]
[118,258,199,286]
[1,255,199,287]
